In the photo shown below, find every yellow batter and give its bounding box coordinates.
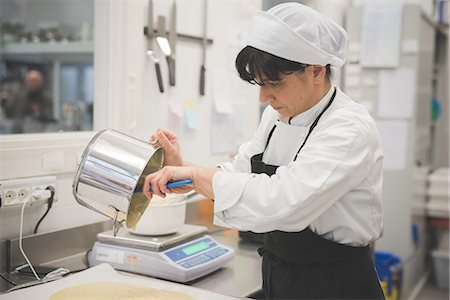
[49,282,194,300]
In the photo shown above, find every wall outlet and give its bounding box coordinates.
[0,176,56,208]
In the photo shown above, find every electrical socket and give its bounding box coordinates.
[0,176,56,208]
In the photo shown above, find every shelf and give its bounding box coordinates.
[426,201,450,218]
[1,41,93,55]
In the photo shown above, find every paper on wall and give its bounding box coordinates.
[167,102,184,135]
[213,70,234,114]
[402,39,419,55]
[345,75,361,87]
[362,75,378,87]
[345,64,362,75]
[184,100,199,130]
[377,68,416,119]
[348,42,361,54]
[345,88,362,100]
[360,3,403,68]
[376,120,409,170]
[211,104,246,154]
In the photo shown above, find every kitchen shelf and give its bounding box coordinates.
[426,201,450,218]
[1,41,93,55]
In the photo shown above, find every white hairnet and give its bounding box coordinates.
[247,2,349,77]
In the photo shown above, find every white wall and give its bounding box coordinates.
[0,0,261,240]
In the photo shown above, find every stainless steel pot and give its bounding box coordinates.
[73,129,164,230]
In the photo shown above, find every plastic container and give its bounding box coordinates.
[427,168,450,198]
[432,249,450,290]
[375,252,402,300]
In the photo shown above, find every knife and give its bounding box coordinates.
[147,0,164,93]
[199,0,208,96]
[168,0,177,86]
[156,16,174,88]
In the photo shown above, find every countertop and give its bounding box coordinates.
[0,227,263,299]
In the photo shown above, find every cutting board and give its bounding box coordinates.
[0,264,240,300]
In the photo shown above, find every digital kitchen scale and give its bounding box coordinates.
[88,224,235,283]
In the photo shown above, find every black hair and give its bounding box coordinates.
[235,46,331,85]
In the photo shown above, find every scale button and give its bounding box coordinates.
[182,263,192,268]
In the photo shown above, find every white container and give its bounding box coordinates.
[431,249,450,290]
[129,194,186,236]
[428,168,450,198]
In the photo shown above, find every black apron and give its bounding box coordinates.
[251,88,384,299]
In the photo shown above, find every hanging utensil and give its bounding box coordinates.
[147,0,164,93]
[156,15,174,88]
[168,0,177,86]
[199,0,208,96]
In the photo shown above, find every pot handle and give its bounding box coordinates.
[135,179,192,193]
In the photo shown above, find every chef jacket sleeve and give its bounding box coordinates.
[212,111,375,233]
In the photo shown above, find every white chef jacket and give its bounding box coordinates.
[213,86,383,246]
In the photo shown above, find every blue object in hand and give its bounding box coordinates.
[134,179,193,193]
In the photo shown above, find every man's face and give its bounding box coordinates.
[25,70,44,92]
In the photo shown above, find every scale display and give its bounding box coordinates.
[165,237,217,262]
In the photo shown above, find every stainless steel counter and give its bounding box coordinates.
[0,223,263,298]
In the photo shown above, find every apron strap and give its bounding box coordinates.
[294,87,337,161]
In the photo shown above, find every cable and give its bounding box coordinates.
[19,198,41,281]
[34,186,55,234]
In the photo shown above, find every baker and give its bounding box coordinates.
[143,2,385,299]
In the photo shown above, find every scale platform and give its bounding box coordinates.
[97,224,208,251]
[89,224,235,283]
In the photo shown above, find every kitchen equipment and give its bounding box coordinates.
[89,224,235,283]
[155,15,174,87]
[147,0,164,93]
[199,0,208,96]
[72,129,191,232]
[168,0,177,86]
[128,194,186,236]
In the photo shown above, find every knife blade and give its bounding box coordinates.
[199,0,208,96]
[168,0,177,86]
[147,0,164,93]
[156,15,175,90]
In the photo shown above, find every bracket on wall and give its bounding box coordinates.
[143,27,213,46]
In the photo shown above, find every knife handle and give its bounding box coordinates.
[199,65,205,96]
[155,62,164,93]
[167,56,176,86]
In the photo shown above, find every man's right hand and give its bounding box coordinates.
[150,128,183,166]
